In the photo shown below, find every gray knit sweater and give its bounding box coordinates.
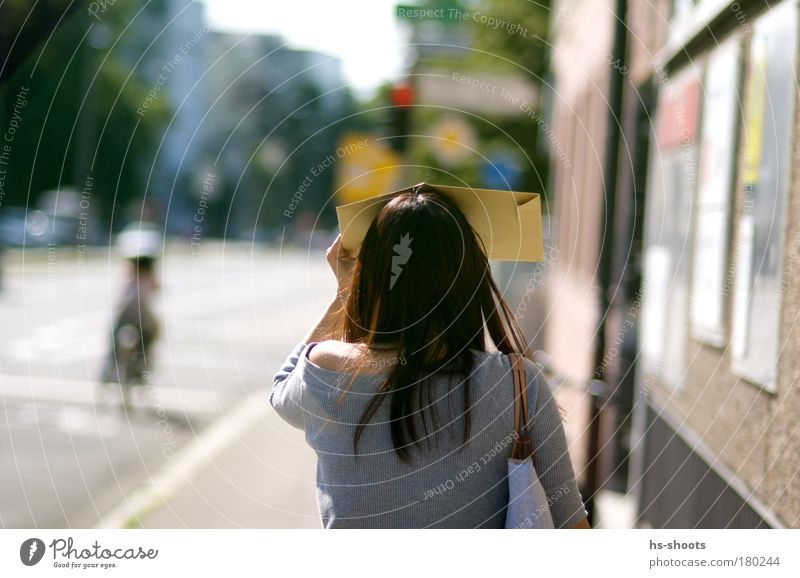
[270,341,589,528]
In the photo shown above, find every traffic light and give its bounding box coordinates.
[388,83,413,153]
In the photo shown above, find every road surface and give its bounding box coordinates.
[0,241,333,528]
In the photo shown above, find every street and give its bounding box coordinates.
[0,241,334,528]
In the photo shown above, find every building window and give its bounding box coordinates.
[731,0,798,392]
[690,37,741,347]
[640,67,701,389]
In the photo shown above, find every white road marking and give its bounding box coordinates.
[93,390,267,529]
[0,374,237,419]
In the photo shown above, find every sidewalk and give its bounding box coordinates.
[97,389,638,529]
[95,392,321,529]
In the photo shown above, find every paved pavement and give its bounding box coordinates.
[100,386,636,530]
[111,394,320,529]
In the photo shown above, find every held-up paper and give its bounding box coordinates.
[335,182,544,262]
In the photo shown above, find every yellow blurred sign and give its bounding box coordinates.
[429,115,475,167]
[335,134,403,204]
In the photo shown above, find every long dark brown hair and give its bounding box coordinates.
[333,183,534,462]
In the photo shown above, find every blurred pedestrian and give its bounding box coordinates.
[98,222,162,410]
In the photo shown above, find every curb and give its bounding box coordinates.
[93,391,267,529]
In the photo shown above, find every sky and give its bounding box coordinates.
[201,0,409,98]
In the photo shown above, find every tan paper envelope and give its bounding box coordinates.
[335,182,543,262]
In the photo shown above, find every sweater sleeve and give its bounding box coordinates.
[269,342,310,430]
[524,358,590,529]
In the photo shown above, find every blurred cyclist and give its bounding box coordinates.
[98,222,162,410]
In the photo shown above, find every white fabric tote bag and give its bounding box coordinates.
[504,352,555,529]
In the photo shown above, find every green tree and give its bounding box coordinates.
[0,1,169,234]
[398,0,552,195]
[468,0,551,79]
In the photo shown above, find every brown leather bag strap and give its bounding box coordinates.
[509,352,535,465]
[511,353,522,446]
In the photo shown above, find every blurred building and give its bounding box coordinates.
[111,0,210,233]
[115,5,354,238]
[547,0,799,528]
[202,31,353,237]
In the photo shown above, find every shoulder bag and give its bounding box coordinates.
[504,352,555,529]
